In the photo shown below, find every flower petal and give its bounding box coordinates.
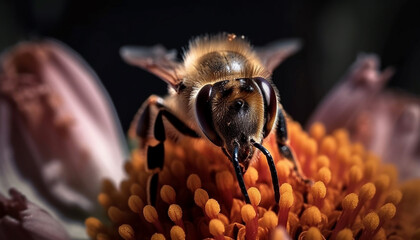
[0,188,70,240]
[0,39,128,237]
[308,54,420,179]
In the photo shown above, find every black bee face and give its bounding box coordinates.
[195,77,278,164]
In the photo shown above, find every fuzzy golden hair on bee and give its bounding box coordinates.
[182,33,270,84]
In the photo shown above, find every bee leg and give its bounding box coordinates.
[137,96,200,205]
[231,143,251,204]
[277,109,313,185]
[252,141,280,203]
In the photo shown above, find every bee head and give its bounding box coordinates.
[195,77,278,162]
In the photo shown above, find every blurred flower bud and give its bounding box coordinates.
[309,54,420,180]
[0,39,128,238]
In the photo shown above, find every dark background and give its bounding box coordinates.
[1,0,419,132]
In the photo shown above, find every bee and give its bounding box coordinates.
[121,33,308,205]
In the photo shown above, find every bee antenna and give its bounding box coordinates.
[252,140,280,203]
[231,142,251,204]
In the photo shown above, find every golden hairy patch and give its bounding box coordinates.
[182,34,270,84]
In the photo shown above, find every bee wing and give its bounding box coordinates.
[255,39,302,73]
[120,45,183,88]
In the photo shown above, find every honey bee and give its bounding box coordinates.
[121,33,308,205]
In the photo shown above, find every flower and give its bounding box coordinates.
[86,119,420,239]
[0,40,128,238]
[308,54,420,180]
[1,39,420,240]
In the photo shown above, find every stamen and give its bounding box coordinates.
[363,160,378,181]
[300,206,322,227]
[384,189,403,205]
[280,183,293,194]
[315,155,330,169]
[370,175,391,209]
[168,204,184,229]
[128,195,144,214]
[311,181,326,208]
[130,183,144,197]
[209,219,225,240]
[170,225,186,240]
[278,191,294,227]
[301,227,323,240]
[261,211,278,229]
[216,170,234,190]
[97,193,112,209]
[241,204,258,240]
[96,233,110,240]
[276,161,290,183]
[143,205,164,233]
[347,165,363,193]
[160,185,176,204]
[151,233,166,240]
[316,167,332,185]
[332,128,350,147]
[118,224,135,240]
[331,193,358,239]
[205,199,221,219]
[376,203,396,234]
[320,136,337,157]
[360,212,380,240]
[335,228,353,240]
[108,206,128,223]
[216,170,234,209]
[218,213,229,225]
[186,174,201,192]
[194,188,209,208]
[244,166,259,186]
[309,122,326,142]
[248,187,261,206]
[85,217,105,239]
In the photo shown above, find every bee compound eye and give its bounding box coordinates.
[195,84,223,146]
[252,77,278,138]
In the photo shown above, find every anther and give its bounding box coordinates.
[316,167,332,184]
[205,198,221,219]
[160,185,176,204]
[262,211,278,229]
[303,227,323,240]
[309,122,326,142]
[384,189,403,205]
[118,224,135,240]
[186,174,201,192]
[248,187,261,206]
[244,166,259,186]
[336,228,353,240]
[151,233,166,240]
[300,206,322,227]
[143,205,159,223]
[170,225,186,240]
[128,195,144,214]
[320,136,337,157]
[168,204,183,226]
[315,155,330,169]
[194,188,209,208]
[241,204,256,223]
[216,170,234,190]
[209,219,225,239]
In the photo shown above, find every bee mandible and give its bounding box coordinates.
[121,33,309,205]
